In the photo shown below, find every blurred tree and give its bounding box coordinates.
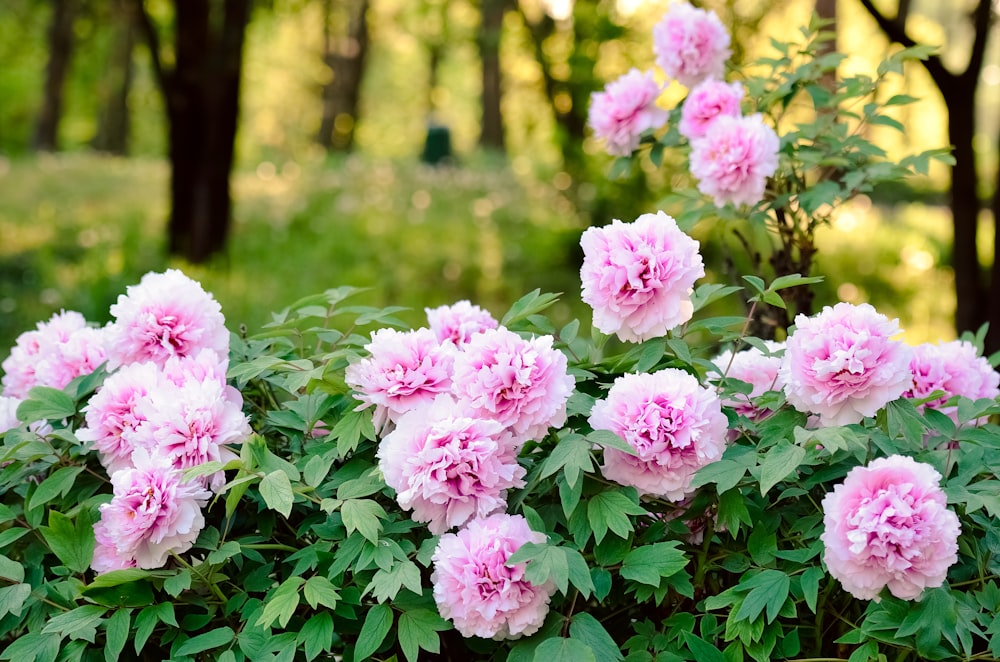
[34,0,77,151]
[858,0,998,350]
[316,0,370,152]
[478,0,511,151]
[91,0,135,155]
[134,0,252,263]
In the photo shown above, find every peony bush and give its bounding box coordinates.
[3,6,1000,662]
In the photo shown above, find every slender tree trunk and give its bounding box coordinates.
[92,0,135,155]
[317,0,370,152]
[34,0,76,152]
[478,0,507,151]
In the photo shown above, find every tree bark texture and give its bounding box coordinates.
[92,0,136,155]
[34,0,77,152]
[478,0,508,151]
[317,0,370,152]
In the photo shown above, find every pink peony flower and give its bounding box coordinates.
[905,340,999,423]
[431,513,555,640]
[689,113,780,208]
[679,79,744,141]
[579,211,704,342]
[77,361,163,475]
[378,396,525,534]
[451,327,574,445]
[91,448,211,571]
[426,300,499,346]
[1,311,108,398]
[588,69,669,157]
[780,302,914,427]
[710,340,784,421]
[821,455,960,601]
[590,368,728,501]
[652,3,731,88]
[0,396,21,434]
[345,327,455,431]
[105,269,230,370]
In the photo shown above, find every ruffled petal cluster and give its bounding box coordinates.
[710,340,785,421]
[780,302,913,426]
[821,455,960,601]
[590,368,728,501]
[652,3,731,88]
[588,69,668,157]
[679,79,744,141]
[905,340,999,423]
[426,300,499,346]
[689,114,780,208]
[431,513,554,640]
[580,211,704,343]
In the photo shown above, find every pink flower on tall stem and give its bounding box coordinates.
[652,3,731,88]
[689,113,780,208]
[588,69,668,157]
[91,448,211,571]
[105,269,229,370]
[431,513,555,640]
[905,340,999,423]
[580,211,704,343]
[590,368,728,501]
[378,396,525,534]
[451,327,573,445]
[779,302,913,426]
[345,327,455,431]
[425,300,498,346]
[679,79,744,141]
[821,455,960,601]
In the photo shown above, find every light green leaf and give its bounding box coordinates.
[540,434,594,488]
[398,608,449,662]
[734,569,790,623]
[298,613,334,662]
[28,466,85,510]
[174,627,236,656]
[366,559,423,602]
[587,490,645,544]
[682,632,726,662]
[0,633,61,661]
[303,454,335,488]
[758,441,805,496]
[42,604,106,640]
[621,542,687,587]
[0,554,24,583]
[0,584,31,619]
[39,508,96,574]
[103,609,130,662]
[259,469,294,518]
[532,637,597,662]
[163,569,191,597]
[354,603,394,662]
[257,577,304,629]
[17,386,77,422]
[303,576,340,610]
[341,498,385,544]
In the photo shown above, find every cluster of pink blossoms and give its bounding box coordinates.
[710,340,785,424]
[348,301,568,637]
[905,339,1000,423]
[579,211,704,343]
[587,2,779,209]
[80,270,250,573]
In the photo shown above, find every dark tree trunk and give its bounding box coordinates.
[34,0,76,152]
[857,0,995,350]
[317,0,370,152]
[136,0,252,264]
[478,0,507,151]
[92,0,135,155]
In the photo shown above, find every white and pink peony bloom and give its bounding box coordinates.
[652,3,731,88]
[425,300,499,346]
[451,327,574,445]
[588,69,669,157]
[0,396,21,435]
[689,113,780,208]
[105,269,230,370]
[431,513,555,640]
[1,311,108,399]
[679,78,744,141]
[345,327,455,431]
[710,340,785,421]
[780,302,914,427]
[580,211,704,343]
[590,368,728,501]
[821,455,960,601]
[905,340,999,423]
[91,448,212,571]
[378,396,525,534]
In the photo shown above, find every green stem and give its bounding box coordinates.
[170,552,228,604]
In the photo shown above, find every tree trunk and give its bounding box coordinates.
[316,0,370,152]
[92,0,135,155]
[478,0,507,151]
[34,0,76,152]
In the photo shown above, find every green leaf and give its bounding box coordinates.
[355,603,394,662]
[39,508,96,574]
[42,604,106,640]
[341,498,386,544]
[621,542,687,586]
[0,554,24,583]
[734,570,790,624]
[303,575,341,610]
[690,459,747,493]
[367,559,423,602]
[163,569,191,597]
[568,613,623,661]
[0,527,31,549]
[207,540,242,565]
[540,434,594,488]
[257,577,304,629]
[501,290,561,328]
[800,566,824,614]
[398,608,449,662]
[0,584,31,619]
[298,613,334,662]
[532,637,597,662]
[333,409,376,458]
[758,441,805,496]
[0,633,61,662]
[17,386,77,422]
[174,627,236,656]
[28,466,85,510]
[303,454,335,488]
[508,543,569,595]
[587,490,645,544]
[85,568,152,589]
[587,429,638,456]
[103,609,130,662]
[682,632,725,662]
[259,469,294,518]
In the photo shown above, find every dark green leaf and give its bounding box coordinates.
[298,613,334,662]
[355,603,394,662]
[621,542,687,586]
[28,466,85,510]
[174,627,236,656]
[758,441,805,496]
[40,508,96,574]
[532,637,597,662]
[587,490,645,544]
[734,570,790,623]
[0,584,31,619]
[42,604,106,640]
[17,386,77,422]
[103,609,130,662]
[398,608,449,662]
[569,613,623,661]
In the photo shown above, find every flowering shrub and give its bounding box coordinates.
[2,7,999,662]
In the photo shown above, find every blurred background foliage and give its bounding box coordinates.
[1,0,998,355]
